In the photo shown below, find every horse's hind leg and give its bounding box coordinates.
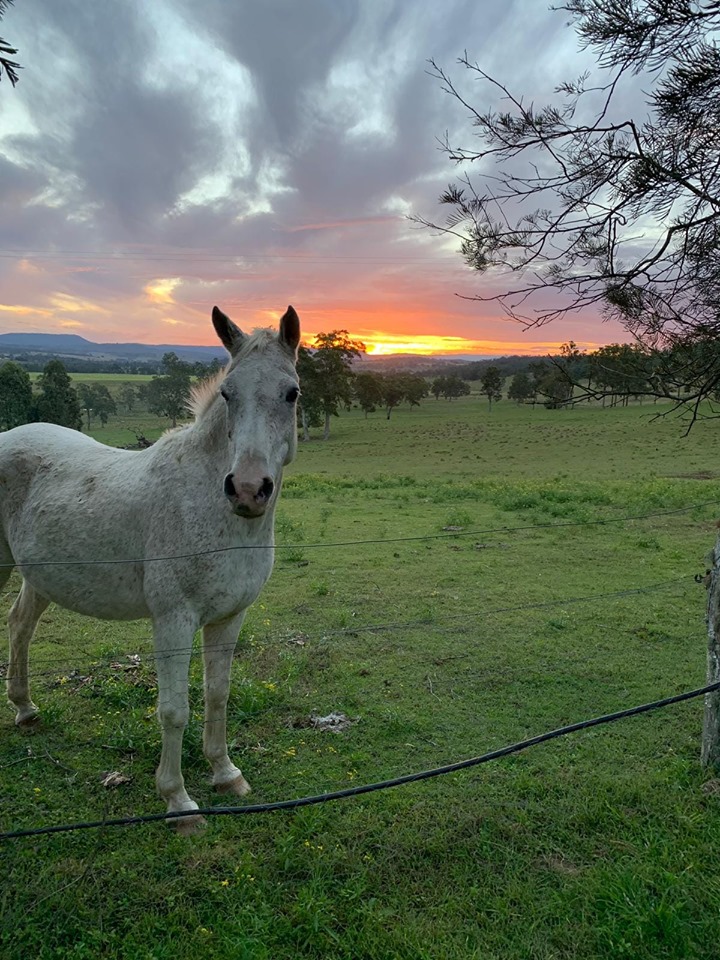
[7,580,50,726]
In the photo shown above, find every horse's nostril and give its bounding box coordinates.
[223,473,236,498]
[257,477,274,502]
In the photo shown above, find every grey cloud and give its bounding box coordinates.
[193,0,359,146]
[0,0,634,346]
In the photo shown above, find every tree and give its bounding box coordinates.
[588,343,653,406]
[0,0,20,87]
[443,374,471,401]
[193,357,224,380]
[479,366,504,410]
[296,346,324,440]
[78,383,117,428]
[527,361,549,402]
[34,360,82,430]
[380,375,406,420]
[399,373,428,408]
[431,376,447,400]
[507,371,534,404]
[353,371,384,418]
[135,382,149,408]
[423,1,720,419]
[0,361,31,429]
[117,384,137,414]
[92,385,117,426]
[305,331,365,440]
[147,352,193,427]
[77,383,94,429]
[539,370,574,410]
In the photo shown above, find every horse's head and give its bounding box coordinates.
[212,305,300,519]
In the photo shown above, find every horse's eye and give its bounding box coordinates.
[285,386,300,403]
[220,388,229,402]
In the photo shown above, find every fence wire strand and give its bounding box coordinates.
[3,499,718,569]
[2,573,695,678]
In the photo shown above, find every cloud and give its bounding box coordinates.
[0,303,52,316]
[49,293,109,315]
[0,0,631,350]
[145,278,181,305]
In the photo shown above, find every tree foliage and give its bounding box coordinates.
[423,1,720,418]
[0,0,20,87]
[77,383,117,428]
[0,360,32,429]
[117,384,137,414]
[507,371,535,404]
[296,346,324,440]
[353,372,384,418]
[479,366,504,409]
[430,374,471,401]
[298,331,366,440]
[146,352,193,427]
[35,360,82,430]
[380,373,428,419]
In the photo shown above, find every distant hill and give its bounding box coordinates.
[0,332,227,364]
[0,332,540,378]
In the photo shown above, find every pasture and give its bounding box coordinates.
[2,396,720,959]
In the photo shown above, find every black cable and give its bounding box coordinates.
[4,500,717,569]
[2,680,717,841]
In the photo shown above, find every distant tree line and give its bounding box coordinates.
[1,335,712,439]
[0,353,224,433]
[0,351,221,376]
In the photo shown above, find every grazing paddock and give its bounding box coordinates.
[2,398,720,959]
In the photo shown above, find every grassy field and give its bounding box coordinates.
[2,397,720,959]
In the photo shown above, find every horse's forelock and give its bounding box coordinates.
[235,327,280,358]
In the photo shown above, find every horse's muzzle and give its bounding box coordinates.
[224,473,274,518]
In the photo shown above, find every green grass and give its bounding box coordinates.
[2,397,720,959]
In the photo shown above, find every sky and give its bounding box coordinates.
[0,0,636,356]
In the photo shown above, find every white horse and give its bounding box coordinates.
[1,305,300,832]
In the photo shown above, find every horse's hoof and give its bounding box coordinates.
[15,709,40,729]
[215,774,251,798]
[173,813,207,837]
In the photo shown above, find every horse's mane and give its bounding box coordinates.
[187,328,280,420]
[188,369,225,420]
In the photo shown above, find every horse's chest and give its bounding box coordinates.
[182,548,275,625]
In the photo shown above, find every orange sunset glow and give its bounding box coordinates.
[342,333,602,357]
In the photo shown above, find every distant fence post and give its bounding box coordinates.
[702,529,720,769]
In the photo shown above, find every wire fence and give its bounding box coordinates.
[0,496,716,841]
[4,498,718,568]
[1,573,695,680]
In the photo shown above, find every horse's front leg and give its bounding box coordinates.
[202,613,251,797]
[153,614,205,834]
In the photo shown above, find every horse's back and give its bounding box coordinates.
[0,423,154,618]
[0,421,118,465]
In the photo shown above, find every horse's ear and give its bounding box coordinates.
[212,306,244,355]
[278,305,300,356]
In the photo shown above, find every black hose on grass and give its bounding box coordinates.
[2,681,718,842]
